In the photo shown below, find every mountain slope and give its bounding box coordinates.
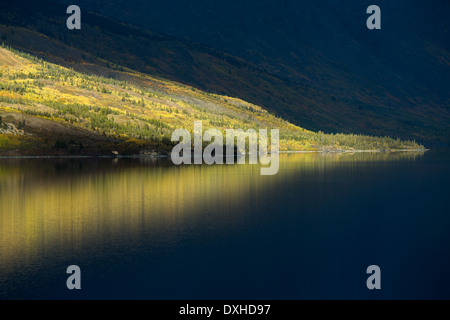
[0,0,447,145]
[0,46,422,156]
[52,0,450,144]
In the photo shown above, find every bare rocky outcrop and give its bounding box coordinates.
[0,121,26,136]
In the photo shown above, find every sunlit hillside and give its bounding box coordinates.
[0,46,423,156]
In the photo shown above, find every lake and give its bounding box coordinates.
[1,150,449,299]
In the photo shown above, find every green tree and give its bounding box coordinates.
[16,119,26,129]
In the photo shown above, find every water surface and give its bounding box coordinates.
[1,151,449,299]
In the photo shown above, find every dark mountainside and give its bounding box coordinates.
[1,0,449,144]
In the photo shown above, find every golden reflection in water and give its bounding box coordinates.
[0,152,423,276]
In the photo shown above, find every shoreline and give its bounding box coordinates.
[281,148,428,153]
[0,149,428,159]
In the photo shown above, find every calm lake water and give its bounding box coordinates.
[1,150,449,299]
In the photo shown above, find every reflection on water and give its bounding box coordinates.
[3,151,449,299]
[0,157,262,271]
